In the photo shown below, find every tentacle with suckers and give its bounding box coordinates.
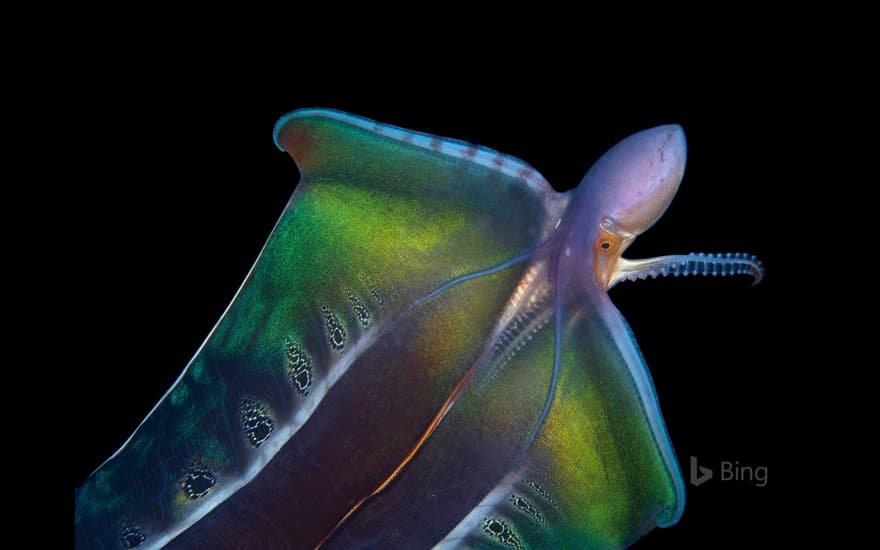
[610,252,763,289]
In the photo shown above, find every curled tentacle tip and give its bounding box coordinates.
[750,263,765,286]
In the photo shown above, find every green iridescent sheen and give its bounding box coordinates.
[76,111,550,544]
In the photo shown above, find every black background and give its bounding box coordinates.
[68,50,800,548]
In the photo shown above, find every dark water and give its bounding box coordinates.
[67,54,804,548]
